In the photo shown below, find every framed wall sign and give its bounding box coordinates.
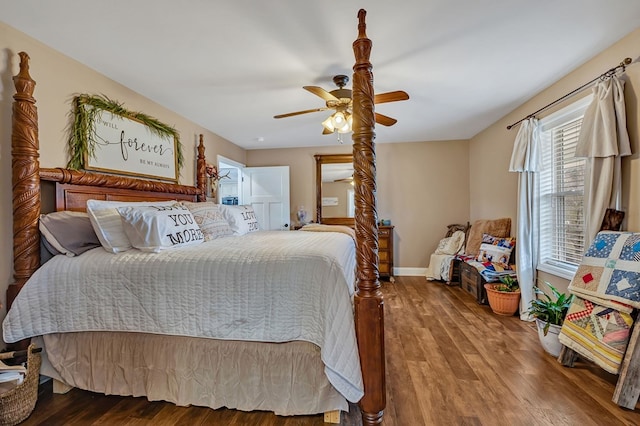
[67,94,183,183]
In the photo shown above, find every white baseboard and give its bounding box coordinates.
[393,267,427,277]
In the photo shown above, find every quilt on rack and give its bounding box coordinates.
[558,231,640,374]
[559,296,633,374]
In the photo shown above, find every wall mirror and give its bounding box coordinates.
[315,154,355,226]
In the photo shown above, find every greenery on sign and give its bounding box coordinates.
[66,94,183,172]
[495,275,520,293]
[527,283,574,335]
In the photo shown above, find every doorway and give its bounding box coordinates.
[217,155,244,205]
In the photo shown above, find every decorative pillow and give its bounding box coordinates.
[182,201,233,241]
[476,233,515,266]
[86,199,177,253]
[434,230,465,255]
[117,203,204,252]
[221,205,260,235]
[39,211,101,257]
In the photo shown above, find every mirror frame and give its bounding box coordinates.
[315,154,355,227]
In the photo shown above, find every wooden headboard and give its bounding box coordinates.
[54,182,196,212]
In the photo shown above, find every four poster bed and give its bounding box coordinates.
[5,9,385,425]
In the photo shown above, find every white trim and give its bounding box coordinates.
[394,267,427,277]
[539,94,593,130]
[217,155,245,204]
[217,155,245,169]
[537,263,577,281]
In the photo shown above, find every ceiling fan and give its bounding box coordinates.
[274,75,409,135]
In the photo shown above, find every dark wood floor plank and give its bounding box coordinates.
[15,276,640,425]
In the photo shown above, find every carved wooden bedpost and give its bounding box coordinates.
[352,10,385,425]
[196,134,207,202]
[8,52,40,313]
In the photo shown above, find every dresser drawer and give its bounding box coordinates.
[378,225,394,280]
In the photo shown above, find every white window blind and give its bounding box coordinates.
[538,96,591,278]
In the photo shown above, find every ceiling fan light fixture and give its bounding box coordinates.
[323,111,352,134]
[322,115,336,133]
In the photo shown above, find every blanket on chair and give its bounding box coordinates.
[559,231,640,374]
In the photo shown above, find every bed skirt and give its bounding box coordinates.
[34,332,348,416]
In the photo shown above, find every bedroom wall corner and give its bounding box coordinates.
[468,26,640,282]
[247,139,471,270]
[470,27,640,230]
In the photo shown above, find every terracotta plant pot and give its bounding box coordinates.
[484,283,521,316]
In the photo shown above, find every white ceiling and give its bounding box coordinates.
[2,1,640,150]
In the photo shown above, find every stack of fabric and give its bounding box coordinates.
[558,231,640,374]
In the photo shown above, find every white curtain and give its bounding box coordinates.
[509,118,541,321]
[576,76,631,246]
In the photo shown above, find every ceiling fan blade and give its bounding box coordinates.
[304,86,339,102]
[274,107,328,119]
[374,90,409,104]
[322,127,333,135]
[375,112,398,126]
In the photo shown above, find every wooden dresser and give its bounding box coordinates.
[379,225,394,281]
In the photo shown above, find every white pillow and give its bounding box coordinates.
[221,205,260,235]
[434,230,465,255]
[117,203,204,252]
[86,199,177,253]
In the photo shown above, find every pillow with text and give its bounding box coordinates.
[117,203,204,252]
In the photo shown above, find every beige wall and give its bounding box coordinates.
[469,27,640,293]
[0,22,246,324]
[247,139,471,269]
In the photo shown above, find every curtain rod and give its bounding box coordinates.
[506,57,633,130]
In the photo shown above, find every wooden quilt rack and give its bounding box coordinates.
[558,208,640,409]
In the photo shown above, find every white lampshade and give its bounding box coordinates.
[323,111,353,134]
[322,115,335,132]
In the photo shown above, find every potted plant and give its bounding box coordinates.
[527,283,574,357]
[484,275,520,316]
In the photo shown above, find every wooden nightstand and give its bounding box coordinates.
[379,225,394,281]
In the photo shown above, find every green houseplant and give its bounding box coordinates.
[484,275,521,316]
[527,283,574,357]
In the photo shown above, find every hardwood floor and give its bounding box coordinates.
[19,276,640,425]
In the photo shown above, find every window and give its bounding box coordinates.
[538,96,591,279]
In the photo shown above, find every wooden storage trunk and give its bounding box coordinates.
[460,261,488,305]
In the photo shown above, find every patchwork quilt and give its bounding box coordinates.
[559,231,640,373]
[568,231,640,312]
[558,296,633,374]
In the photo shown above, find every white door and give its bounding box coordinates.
[241,166,290,231]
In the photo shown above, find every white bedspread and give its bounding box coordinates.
[3,230,363,402]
